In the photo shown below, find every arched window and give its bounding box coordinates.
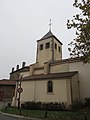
[47,81,53,93]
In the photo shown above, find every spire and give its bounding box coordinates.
[49,19,52,31]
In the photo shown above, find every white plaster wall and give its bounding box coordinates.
[34,69,44,75]
[71,74,79,101]
[69,62,90,99]
[35,79,67,103]
[37,37,62,66]
[20,81,35,102]
[20,79,68,104]
[20,71,30,78]
[37,38,52,66]
[53,38,62,60]
[50,63,69,73]
[66,79,71,105]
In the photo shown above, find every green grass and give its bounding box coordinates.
[1,107,90,120]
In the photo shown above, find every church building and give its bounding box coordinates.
[11,28,90,107]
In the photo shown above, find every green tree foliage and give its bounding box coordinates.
[67,0,90,62]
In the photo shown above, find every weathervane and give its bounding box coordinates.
[49,19,52,31]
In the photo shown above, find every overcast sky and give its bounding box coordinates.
[0,0,79,79]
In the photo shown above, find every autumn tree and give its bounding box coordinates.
[67,0,90,62]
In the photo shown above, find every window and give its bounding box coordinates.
[40,44,43,50]
[45,42,50,49]
[47,81,53,93]
[55,43,57,50]
[58,46,60,52]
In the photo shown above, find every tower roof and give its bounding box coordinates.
[37,31,63,45]
[41,31,54,40]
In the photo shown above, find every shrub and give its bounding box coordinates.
[7,103,11,107]
[21,101,66,111]
[85,98,90,107]
[71,100,84,111]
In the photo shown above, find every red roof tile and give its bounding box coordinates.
[0,79,16,85]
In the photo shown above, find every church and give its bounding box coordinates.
[11,28,90,108]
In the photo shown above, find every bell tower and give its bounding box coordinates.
[36,21,63,66]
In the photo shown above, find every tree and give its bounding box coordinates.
[67,0,90,63]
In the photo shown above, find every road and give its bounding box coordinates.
[0,102,41,120]
[0,113,42,120]
[0,113,25,120]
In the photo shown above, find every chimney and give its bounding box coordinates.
[12,67,14,72]
[16,65,19,70]
[22,62,26,68]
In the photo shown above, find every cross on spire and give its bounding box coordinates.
[49,19,52,31]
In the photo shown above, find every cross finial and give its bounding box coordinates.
[49,19,52,31]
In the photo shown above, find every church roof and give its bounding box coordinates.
[50,57,82,65]
[37,31,63,45]
[20,71,78,81]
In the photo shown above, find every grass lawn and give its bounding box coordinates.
[1,107,90,120]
